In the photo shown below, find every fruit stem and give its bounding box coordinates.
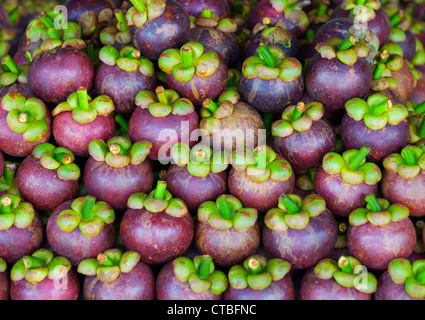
[263,113,273,137]
[372,63,386,79]
[0,196,12,215]
[2,55,20,74]
[197,255,213,280]
[3,163,17,185]
[129,0,147,13]
[85,43,95,62]
[39,12,54,28]
[415,101,425,115]
[418,118,425,139]
[115,114,129,133]
[390,11,403,28]
[114,9,129,32]
[153,180,167,200]
[417,269,425,285]
[257,45,276,68]
[317,2,328,16]
[97,253,116,267]
[81,196,96,221]
[54,153,72,165]
[356,0,367,6]
[181,46,194,67]
[401,147,416,166]
[371,99,392,116]
[217,196,234,219]
[203,99,219,114]
[77,87,90,111]
[292,101,306,121]
[337,35,356,51]
[338,256,352,274]
[365,194,382,212]
[25,51,32,63]
[47,27,61,40]
[279,194,299,214]
[155,86,169,105]
[347,146,371,171]
[22,256,45,269]
[247,257,263,275]
[202,7,212,18]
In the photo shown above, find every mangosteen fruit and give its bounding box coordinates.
[0,258,8,300]
[0,55,33,98]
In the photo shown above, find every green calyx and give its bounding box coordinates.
[344,94,408,130]
[272,101,324,137]
[0,257,5,273]
[135,86,195,117]
[268,0,309,34]
[0,162,19,195]
[226,69,241,93]
[77,249,141,283]
[10,249,72,284]
[250,21,293,49]
[295,169,315,192]
[242,44,302,81]
[100,9,132,46]
[231,145,293,183]
[349,194,410,227]
[407,101,425,144]
[0,55,28,86]
[172,255,228,295]
[308,2,331,25]
[388,11,409,43]
[322,147,382,185]
[170,142,229,177]
[412,41,425,70]
[125,0,166,28]
[387,258,425,299]
[56,195,115,237]
[52,87,115,124]
[98,45,154,77]
[265,193,327,230]
[32,143,80,181]
[127,181,189,217]
[197,194,258,231]
[88,136,152,169]
[314,256,377,294]
[0,193,35,231]
[382,145,425,179]
[194,8,238,33]
[228,255,291,291]
[342,0,380,22]
[1,92,49,143]
[371,43,404,91]
[158,42,221,83]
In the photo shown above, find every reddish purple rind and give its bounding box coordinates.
[263,209,338,269]
[53,111,116,158]
[274,118,336,172]
[83,262,155,300]
[340,114,410,164]
[0,271,9,300]
[83,156,153,211]
[328,247,353,262]
[94,63,156,115]
[0,82,34,100]
[381,170,425,217]
[195,222,261,267]
[409,76,425,104]
[128,107,199,160]
[375,271,425,300]
[395,30,417,62]
[177,0,231,18]
[299,267,372,300]
[390,60,414,103]
[120,207,194,264]
[13,36,41,67]
[64,0,116,23]
[0,211,43,264]
[16,155,79,211]
[166,164,228,213]
[156,260,222,300]
[46,200,115,266]
[0,151,3,177]
[313,166,378,217]
[10,268,80,300]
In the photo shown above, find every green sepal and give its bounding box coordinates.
[119,251,141,273]
[388,258,413,285]
[314,259,339,280]
[173,257,196,282]
[228,265,249,289]
[264,259,291,281]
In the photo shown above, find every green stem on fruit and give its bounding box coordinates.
[197,255,213,280]
[81,196,96,221]
[338,221,348,234]
[401,147,417,166]
[47,27,61,40]
[115,114,129,134]
[279,194,300,214]
[338,256,352,274]
[18,112,29,124]
[125,49,140,59]
[356,0,367,6]
[39,12,54,28]
[3,163,17,185]
[217,196,234,219]
[415,101,425,115]
[0,196,12,215]
[337,35,356,51]
[416,269,425,285]
[305,29,315,41]
[317,2,328,16]
[155,86,169,105]
[418,118,425,139]
[25,51,32,64]
[114,9,129,32]
[371,99,392,116]
[263,113,273,137]
[129,0,147,13]
[202,7,212,18]
[153,180,167,199]
[373,63,386,79]
[203,99,219,114]
[390,11,403,27]
[291,101,306,121]
[97,253,116,267]
[2,55,20,74]
[365,194,382,212]
[54,153,72,165]
[22,256,45,269]
[257,45,276,68]
[247,257,263,275]
[181,46,194,67]
[85,43,95,62]
[77,87,90,111]
[347,146,371,171]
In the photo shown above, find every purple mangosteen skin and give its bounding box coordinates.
[52,111,116,158]
[27,47,94,105]
[0,151,3,177]
[16,155,79,212]
[46,200,115,266]
[0,271,9,300]
[381,170,425,218]
[366,88,405,105]
[120,207,194,264]
[83,262,155,300]
[409,76,425,104]
[195,222,261,267]
[10,268,80,300]
[165,164,228,213]
[223,276,295,300]
[156,260,222,300]
[340,115,410,164]
[177,0,231,18]
[347,218,416,270]
[131,0,191,61]
[394,30,417,62]
[64,0,116,22]
[273,118,336,172]
[0,82,34,100]
[299,267,372,300]
[263,209,338,269]
[0,211,43,264]
[83,156,154,211]
[375,271,425,300]
[128,107,199,160]
[313,165,378,217]
[94,63,156,115]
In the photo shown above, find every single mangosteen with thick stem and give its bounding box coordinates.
[52,87,116,158]
[375,258,425,300]
[228,145,295,213]
[156,254,228,300]
[195,194,260,267]
[239,44,304,114]
[263,193,338,269]
[165,142,229,213]
[0,193,43,264]
[128,86,199,161]
[0,161,19,197]
[313,146,382,217]
[120,181,194,264]
[272,101,336,172]
[10,249,80,300]
[158,41,228,106]
[125,0,191,61]
[95,45,156,115]
[0,92,51,158]
[0,258,8,300]
[0,55,33,98]
[299,256,377,300]
[340,93,410,163]
[177,0,231,18]
[224,255,294,300]
[381,145,425,217]
[77,249,155,300]
[83,136,154,211]
[347,194,416,270]
[46,195,116,266]
[16,143,80,212]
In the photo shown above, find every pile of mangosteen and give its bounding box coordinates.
[0,0,425,301]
